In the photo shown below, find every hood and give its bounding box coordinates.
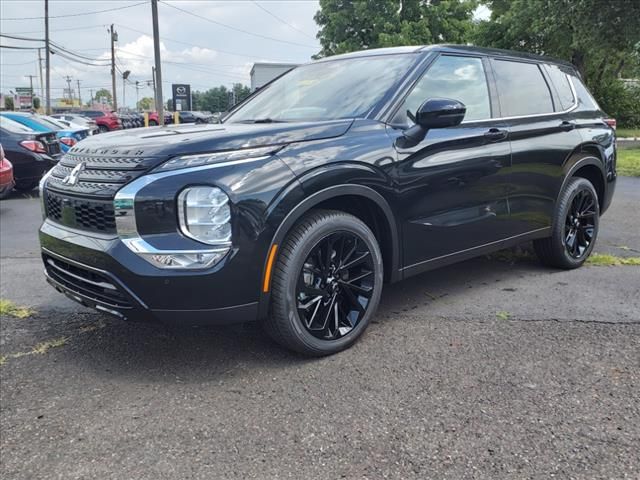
[67,119,354,159]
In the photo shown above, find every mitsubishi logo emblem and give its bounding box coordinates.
[62,162,85,186]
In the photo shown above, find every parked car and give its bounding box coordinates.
[147,111,172,126]
[0,116,59,191]
[39,45,616,355]
[51,113,99,135]
[0,112,89,153]
[0,144,15,199]
[73,110,121,132]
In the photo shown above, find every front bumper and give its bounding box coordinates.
[39,220,259,325]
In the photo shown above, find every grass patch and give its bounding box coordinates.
[586,253,640,266]
[31,337,68,355]
[496,311,511,320]
[0,299,35,318]
[617,128,640,138]
[0,355,6,366]
[618,148,640,177]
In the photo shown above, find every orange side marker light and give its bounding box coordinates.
[262,244,278,293]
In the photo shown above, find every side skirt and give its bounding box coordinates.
[400,227,551,280]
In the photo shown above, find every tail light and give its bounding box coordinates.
[60,137,77,147]
[604,118,616,130]
[19,140,48,153]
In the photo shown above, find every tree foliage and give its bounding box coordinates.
[4,96,14,110]
[137,97,154,111]
[94,88,112,104]
[191,83,251,112]
[314,0,477,57]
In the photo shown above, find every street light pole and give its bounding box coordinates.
[151,0,164,124]
[110,24,118,111]
[44,0,51,114]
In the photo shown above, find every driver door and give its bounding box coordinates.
[387,54,514,273]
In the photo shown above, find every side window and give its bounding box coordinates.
[393,55,491,125]
[492,60,554,116]
[570,75,600,110]
[546,64,575,110]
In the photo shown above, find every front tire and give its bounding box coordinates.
[264,210,384,356]
[98,125,109,133]
[534,177,600,269]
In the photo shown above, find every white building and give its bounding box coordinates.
[250,63,299,91]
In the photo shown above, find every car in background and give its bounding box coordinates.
[0,116,59,191]
[147,111,172,126]
[0,112,89,153]
[0,144,15,199]
[51,113,99,135]
[72,110,121,132]
[192,111,215,124]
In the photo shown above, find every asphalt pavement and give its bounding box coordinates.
[1,178,639,479]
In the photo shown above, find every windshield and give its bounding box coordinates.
[226,54,417,123]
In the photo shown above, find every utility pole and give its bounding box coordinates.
[64,76,73,102]
[151,66,157,107]
[76,79,82,106]
[135,81,140,110]
[110,24,118,111]
[25,75,36,107]
[151,0,164,123]
[122,70,130,110]
[45,0,51,114]
[37,48,44,100]
[89,89,93,106]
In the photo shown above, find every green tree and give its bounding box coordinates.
[191,84,251,112]
[32,97,41,110]
[4,96,14,110]
[94,88,112,105]
[137,97,154,110]
[472,0,640,125]
[314,0,477,57]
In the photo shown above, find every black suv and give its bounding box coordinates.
[39,45,616,355]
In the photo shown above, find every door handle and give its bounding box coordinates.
[559,120,576,131]
[484,128,508,141]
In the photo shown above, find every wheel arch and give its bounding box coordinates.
[560,146,606,211]
[257,183,401,320]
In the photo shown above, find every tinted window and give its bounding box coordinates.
[0,116,35,133]
[571,76,600,110]
[493,60,553,116]
[394,55,491,125]
[227,54,416,123]
[547,64,575,110]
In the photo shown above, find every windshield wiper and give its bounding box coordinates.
[236,118,287,124]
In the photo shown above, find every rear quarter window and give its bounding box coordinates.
[492,59,554,117]
[546,64,576,110]
[570,76,601,110]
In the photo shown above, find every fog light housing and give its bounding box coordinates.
[143,251,227,269]
[177,186,232,245]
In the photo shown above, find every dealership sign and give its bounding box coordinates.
[171,84,191,111]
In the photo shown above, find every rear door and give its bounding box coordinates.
[489,58,582,234]
[387,54,513,272]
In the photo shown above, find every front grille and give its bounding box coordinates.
[45,190,116,233]
[44,148,164,233]
[44,254,133,309]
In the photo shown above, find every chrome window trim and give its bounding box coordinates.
[113,162,243,258]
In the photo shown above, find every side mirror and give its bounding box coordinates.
[415,98,466,129]
[397,98,466,148]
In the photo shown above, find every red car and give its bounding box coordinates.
[73,110,122,133]
[0,144,15,199]
[147,111,173,126]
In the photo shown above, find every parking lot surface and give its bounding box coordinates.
[1,179,639,479]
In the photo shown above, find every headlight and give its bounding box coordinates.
[177,186,232,245]
[154,145,281,172]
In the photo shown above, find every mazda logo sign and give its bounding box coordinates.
[176,86,186,95]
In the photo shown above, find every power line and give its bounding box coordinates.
[251,1,315,40]
[159,1,317,49]
[2,2,147,21]
[1,24,108,35]
[0,45,41,50]
[115,23,302,63]
[0,33,44,42]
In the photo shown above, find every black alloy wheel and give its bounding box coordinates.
[265,210,383,356]
[296,231,375,340]
[564,188,597,259]
[534,176,600,269]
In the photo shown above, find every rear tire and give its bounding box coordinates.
[534,177,599,269]
[263,210,384,356]
[148,120,158,126]
[98,125,109,133]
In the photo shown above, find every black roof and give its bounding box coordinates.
[315,44,574,69]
